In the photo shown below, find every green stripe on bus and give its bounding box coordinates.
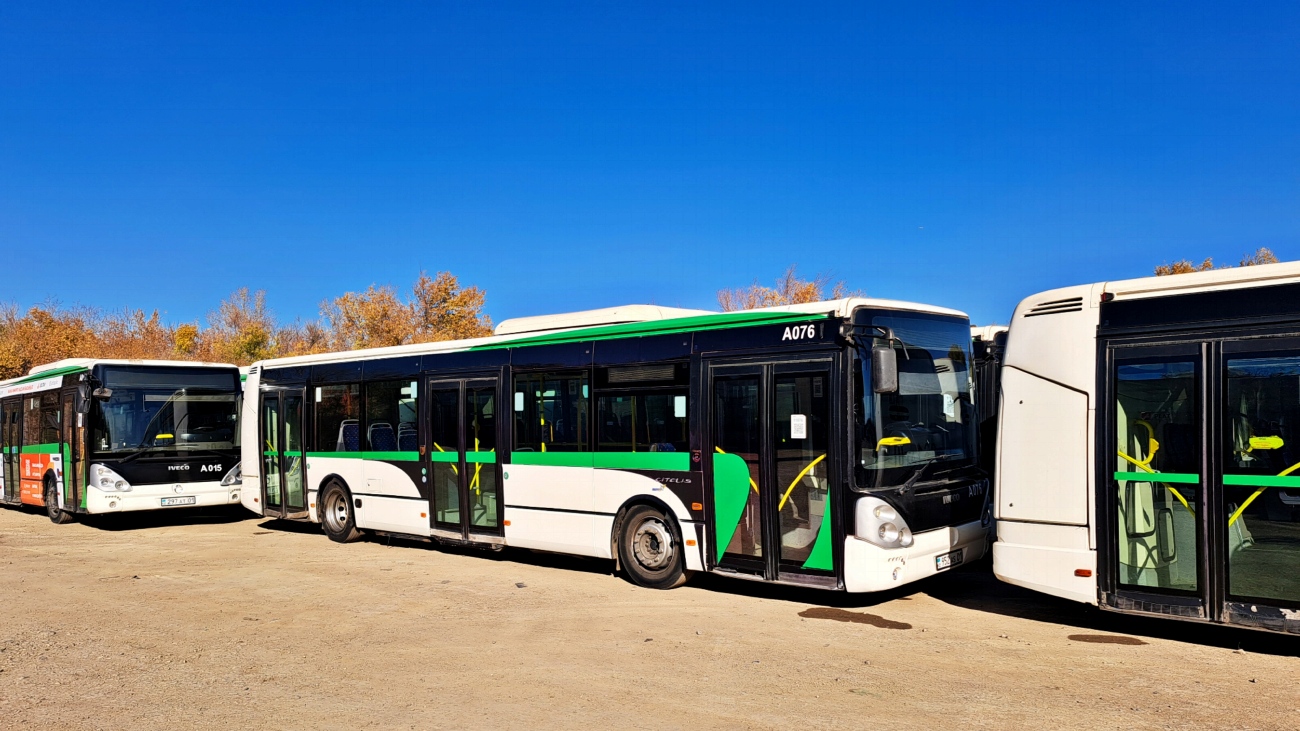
[429,452,458,463]
[470,310,830,350]
[593,452,690,471]
[511,451,691,471]
[305,451,421,462]
[14,365,87,384]
[466,451,496,464]
[20,444,62,455]
[1114,471,1199,484]
[1223,474,1300,488]
[510,452,594,468]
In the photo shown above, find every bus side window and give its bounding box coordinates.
[513,371,589,452]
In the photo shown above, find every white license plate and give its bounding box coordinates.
[935,549,964,571]
[160,496,197,507]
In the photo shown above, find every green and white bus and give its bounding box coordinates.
[0,359,244,523]
[241,300,989,591]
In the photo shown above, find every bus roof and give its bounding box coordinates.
[251,297,969,370]
[0,358,240,388]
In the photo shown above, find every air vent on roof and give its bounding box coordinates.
[1025,296,1083,318]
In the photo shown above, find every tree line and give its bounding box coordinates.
[0,271,492,379]
[4,251,1286,380]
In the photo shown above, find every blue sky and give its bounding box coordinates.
[2,2,1298,327]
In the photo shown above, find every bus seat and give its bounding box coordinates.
[397,423,417,451]
[337,420,360,452]
[369,423,398,451]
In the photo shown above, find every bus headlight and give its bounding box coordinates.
[220,461,243,487]
[91,464,132,493]
[856,496,915,549]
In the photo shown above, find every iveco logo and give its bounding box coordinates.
[168,465,190,471]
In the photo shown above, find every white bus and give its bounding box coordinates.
[994,262,1300,633]
[0,359,245,523]
[241,299,990,591]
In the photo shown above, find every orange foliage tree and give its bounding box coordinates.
[0,271,493,378]
[1155,247,1280,276]
[718,265,859,311]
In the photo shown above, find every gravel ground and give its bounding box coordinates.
[1,506,1296,730]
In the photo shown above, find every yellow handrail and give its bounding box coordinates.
[1228,460,1300,527]
[1117,451,1195,515]
[714,446,759,493]
[778,454,826,511]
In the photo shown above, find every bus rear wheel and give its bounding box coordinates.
[44,477,73,525]
[320,480,361,543]
[618,505,690,589]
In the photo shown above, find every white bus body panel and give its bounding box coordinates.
[85,479,235,513]
[992,521,1097,604]
[996,367,1090,525]
[994,283,1102,603]
[843,518,988,593]
[239,368,263,515]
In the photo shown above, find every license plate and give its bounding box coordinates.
[160,496,197,507]
[935,549,964,571]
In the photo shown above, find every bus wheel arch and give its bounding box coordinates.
[44,472,73,525]
[612,498,692,589]
[319,478,361,543]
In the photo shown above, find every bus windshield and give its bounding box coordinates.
[854,310,975,490]
[91,367,240,456]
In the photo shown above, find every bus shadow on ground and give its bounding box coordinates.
[82,505,255,532]
[926,561,1300,656]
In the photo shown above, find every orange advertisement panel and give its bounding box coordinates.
[19,453,59,506]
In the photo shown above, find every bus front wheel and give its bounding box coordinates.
[320,480,361,543]
[618,505,690,590]
[44,477,73,525]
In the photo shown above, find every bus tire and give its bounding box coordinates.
[618,504,690,589]
[44,476,73,525]
[319,480,361,543]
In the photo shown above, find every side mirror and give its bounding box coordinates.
[872,346,898,394]
[93,387,113,401]
[76,383,93,414]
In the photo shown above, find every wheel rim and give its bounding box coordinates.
[323,490,349,533]
[632,516,674,571]
[45,484,58,517]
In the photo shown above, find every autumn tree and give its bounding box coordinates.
[1155,247,1281,276]
[718,265,858,311]
[198,288,280,365]
[322,271,493,350]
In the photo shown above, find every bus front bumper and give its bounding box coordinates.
[85,480,241,514]
[842,518,988,593]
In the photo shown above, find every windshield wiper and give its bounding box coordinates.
[897,453,964,493]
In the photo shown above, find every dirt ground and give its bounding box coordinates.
[1,507,1297,731]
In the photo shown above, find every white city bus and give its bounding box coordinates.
[0,359,245,523]
[994,262,1300,633]
[241,300,990,591]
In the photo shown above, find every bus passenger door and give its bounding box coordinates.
[61,391,81,512]
[1,399,19,504]
[1104,343,1207,616]
[426,377,503,541]
[260,389,307,519]
[707,358,837,586]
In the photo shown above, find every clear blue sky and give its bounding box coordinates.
[2,2,1298,327]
